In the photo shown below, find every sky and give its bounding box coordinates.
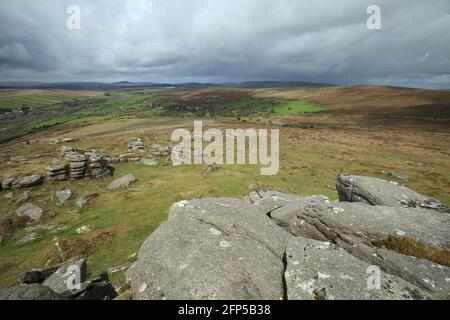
[0,0,449,88]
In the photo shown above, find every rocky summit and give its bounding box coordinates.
[126,175,449,300]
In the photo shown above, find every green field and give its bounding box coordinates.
[22,92,166,133]
[273,100,326,114]
[0,95,95,110]
[226,98,325,115]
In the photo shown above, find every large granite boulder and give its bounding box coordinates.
[128,137,144,151]
[263,188,450,299]
[336,174,449,212]
[127,198,291,300]
[285,238,431,300]
[125,175,449,300]
[8,261,117,300]
[107,174,136,190]
[43,259,87,294]
[286,201,449,250]
[0,284,62,300]
[14,191,31,205]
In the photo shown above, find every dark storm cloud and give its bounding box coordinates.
[0,0,449,88]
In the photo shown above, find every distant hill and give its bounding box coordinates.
[0,80,334,91]
[221,81,333,88]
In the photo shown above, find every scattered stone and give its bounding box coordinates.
[55,189,72,205]
[381,170,409,181]
[48,139,60,145]
[76,193,99,209]
[2,176,16,189]
[128,137,144,151]
[25,224,68,233]
[149,144,171,158]
[62,137,78,143]
[118,153,141,163]
[16,232,41,245]
[16,203,43,221]
[336,174,449,212]
[108,264,131,274]
[140,158,158,167]
[19,267,58,284]
[13,260,117,300]
[76,225,92,234]
[108,174,136,190]
[14,191,31,205]
[204,162,219,175]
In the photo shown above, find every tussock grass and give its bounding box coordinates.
[372,236,450,267]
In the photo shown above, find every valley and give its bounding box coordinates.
[0,85,449,293]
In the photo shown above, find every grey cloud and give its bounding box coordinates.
[0,0,449,88]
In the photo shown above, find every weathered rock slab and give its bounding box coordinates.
[12,175,43,188]
[16,202,43,221]
[108,174,136,190]
[0,284,62,300]
[285,238,431,300]
[336,174,449,212]
[43,259,87,294]
[127,198,291,300]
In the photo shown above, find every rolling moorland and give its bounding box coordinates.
[0,84,449,291]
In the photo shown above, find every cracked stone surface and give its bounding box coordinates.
[285,237,431,300]
[336,174,449,213]
[127,175,450,300]
[127,198,291,300]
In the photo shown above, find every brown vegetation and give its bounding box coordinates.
[372,236,450,267]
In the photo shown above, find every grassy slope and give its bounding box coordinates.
[22,92,166,133]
